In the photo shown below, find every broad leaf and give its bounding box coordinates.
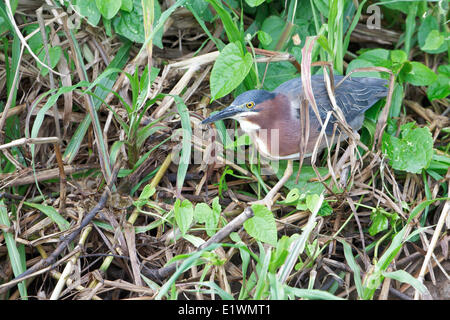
[174,199,194,235]
[95,0,121,19]
[382,123,433,174]
[404,62,437,86]
[210,42,253,100]
[244,204,277,246]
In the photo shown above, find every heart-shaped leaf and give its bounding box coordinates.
[210,42,253,100]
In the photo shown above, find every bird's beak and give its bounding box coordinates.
[201,105,242,124]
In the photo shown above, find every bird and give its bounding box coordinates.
[202,75,388,209]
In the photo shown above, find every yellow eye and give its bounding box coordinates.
[246,102,255,109]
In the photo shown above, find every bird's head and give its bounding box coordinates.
[202,90,277,125]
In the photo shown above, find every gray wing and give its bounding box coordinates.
[274,75,388,134]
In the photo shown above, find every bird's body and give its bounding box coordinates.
[202,75,388,208]
[211,75,387,160]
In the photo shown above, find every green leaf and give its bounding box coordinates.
[369,209,389,236]
[347,48,391,78]
[183,234,205,247]
[284,287,344,300]
[134,184,156,207]
[306,194,321,212]
[23,24,45,54]
[346,59,381,78]
[194,203,212,224]
[136,125,165,149]
[404,62,437,86]
[340,239,363,298]
[260,15,286,51]
[273,161,328,195]
[225,133,251,149]
[244,205,277,246]
[245,0,265,7]
[24,202,70,231]
[194,199,219,237]
[427,66,450,101]
[269,235,292,272]
[390,50,407,64]
[37,46,62,77]
[422,30,445,52]
[0,199,27,299]
[317,200,333,217]
[438,65,450,77]
[389,83,403,118]
[173,96,192,193]
[358,48,390,65]
[95,0,122,19]
[174,199,194,235]
[74,0,101,26]
[120,0,133,12]
[258,61,298,91]
[382,270,429,295]
[205,0,243,45]
[282,188,300,204]
[418,15,447,54]
[113,0,163,48]
[382,123,433,174]
[210,41,253,100]
[257,30,272,47]
[63,42,131,163]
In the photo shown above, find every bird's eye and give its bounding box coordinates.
[246,102,255,109]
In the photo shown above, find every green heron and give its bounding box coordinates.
[202,75,388,208]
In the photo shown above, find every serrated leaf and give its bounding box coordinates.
[210,42,253,100]
[174,199,194,235]
[244,204,277,246]
[95,0,122,19]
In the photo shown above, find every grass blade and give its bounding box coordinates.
[340,239,364,298]
[63,42,131,163]
[0,199,27,299]
[382,270,429,295]
[23,202,70,231]
[173,96,192,196]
